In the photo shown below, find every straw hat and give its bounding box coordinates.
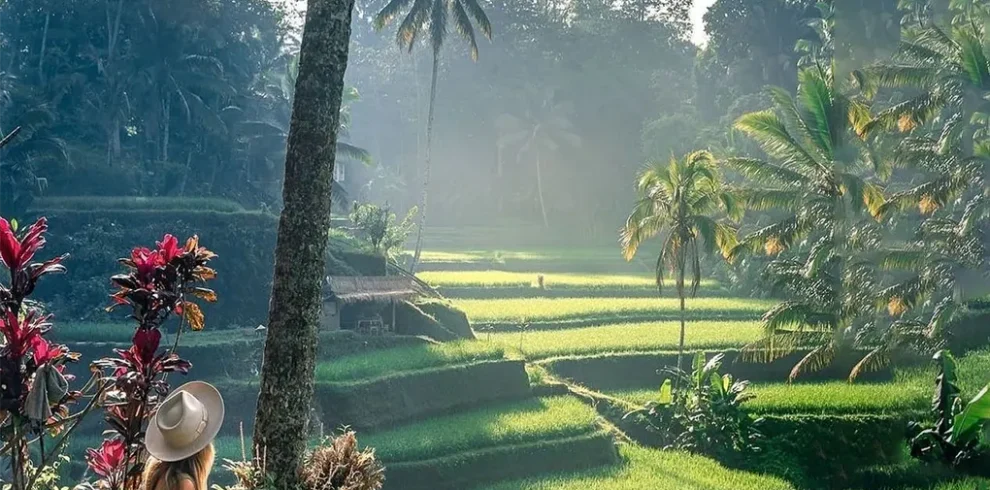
[146,381,225,462]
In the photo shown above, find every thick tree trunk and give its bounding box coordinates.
[253,0,355,487]
[409,52,439,273]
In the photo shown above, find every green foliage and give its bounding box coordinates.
[31,196,246,213]
[909,349,990,468]
[347,202,417,260]
[627,352,763,459]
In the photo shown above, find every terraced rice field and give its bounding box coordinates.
[485,321,762,360]
[456,297,774,324]
[419,270,716,290]
[610,350,990,415]
[478,444,796,490]
[314,340,505,382]
[360,396,599,462]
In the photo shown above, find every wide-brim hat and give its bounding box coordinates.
[146,381,225,462]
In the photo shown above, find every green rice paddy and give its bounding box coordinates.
[610,349,990,415]
[419,270,716,290]
[314,340,505,382]
[479,443,795,490]
[360,396,599,462]
[485,321,762,360]
[456,297,774,324]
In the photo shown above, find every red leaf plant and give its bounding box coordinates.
[0,217,83,490]
[86,234,218,490]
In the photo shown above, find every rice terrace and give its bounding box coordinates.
[3,1,990,490]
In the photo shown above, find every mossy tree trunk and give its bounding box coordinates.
[253,0,355,487]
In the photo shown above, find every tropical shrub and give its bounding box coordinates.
[627,352,762,460]
[84,234,218,490]
[908,349,990,470]
[0,217,82,490]
[347,202,416,262]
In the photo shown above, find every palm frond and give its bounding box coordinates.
[955,29,990,88]
[727,157,809,186]
[736,189,803,211]
[429,0,447,54]
[878,249,926,270]
[450,0,479,60]
[789,343,836,381]
[374,0,414,30]
[460,0,492,39]
[396,0,430,51]
[734,111,825,175]
[797,68,840,158]
[848,347,891,382]
[336,142,373,165]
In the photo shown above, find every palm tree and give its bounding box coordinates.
[253,0,355,485]
[620,150,740,372]
[728,65,887,380]
[374,0,493,272]
[495,88,581,227]
[858,25,990,145]
[239,54,371,211]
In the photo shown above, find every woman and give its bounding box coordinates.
[143,381,225,490]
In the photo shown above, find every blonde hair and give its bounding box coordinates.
[143,443,215,490]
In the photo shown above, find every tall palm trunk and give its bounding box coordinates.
[676,254,686,374]
[409,52,439,272]
[253,0,355,486]
[535,147,549,228]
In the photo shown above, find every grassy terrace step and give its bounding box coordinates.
[213,359,532,433]
[419,270,729,298]
[367,395,614,490]
[541,347,896,390]
[478,443,795,490]
[314,340,505,382]
[456,297,774,328]
[488,321,761,360]
[608,349,990,415]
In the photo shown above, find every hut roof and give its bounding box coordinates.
[326,275,429,304]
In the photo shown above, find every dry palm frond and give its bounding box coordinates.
[887,296,909,317]
[764,236,786,256]
[301,431,385,490]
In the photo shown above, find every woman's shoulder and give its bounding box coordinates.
[176,474,197,490]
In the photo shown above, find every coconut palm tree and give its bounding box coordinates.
[620,150,740,372]
[253,0,356,485]
[728,64,887,380]
[495,88,581,227]
[374,0,493,272]
[858,24,990,143]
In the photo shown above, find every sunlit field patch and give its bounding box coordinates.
[418,248,621,264]
[479,443,795,490]
[609,349,990,415]
[418,270,720,291]
[484,321,762,360]
[456,297,774,324]
[314,340,505,382]
[360,396,598,462]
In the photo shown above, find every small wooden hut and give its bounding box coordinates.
[322,275,430,334]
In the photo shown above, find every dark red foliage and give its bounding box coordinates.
[89,234,217,490]
[0,217,78,424]
[87,438,126,481]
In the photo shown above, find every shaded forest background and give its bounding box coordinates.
[0,0,903,241]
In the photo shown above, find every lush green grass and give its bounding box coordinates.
[479,443,795,490]
[485,321,762,360]
[611,349,990,415]
[360,396,598,462]
[418,270,719,290]
[456,297,774,324]
[419,248,621,265]
[314,340,505,382]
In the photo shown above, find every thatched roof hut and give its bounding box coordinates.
[325,275,430,304]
